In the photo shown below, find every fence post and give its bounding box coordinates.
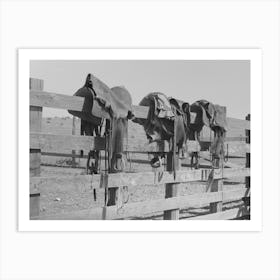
[245,114,250,186]
[208,106,226,214]
[71,116,77,167]
[30,78,43,218]
[106,119,126,210]
[244,114,251,212]
[209,175,223,213]
[163,150,180,220]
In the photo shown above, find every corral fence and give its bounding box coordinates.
[29,78,251,220]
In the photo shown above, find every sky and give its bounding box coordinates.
[30,60,250,119]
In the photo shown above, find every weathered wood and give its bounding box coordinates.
[30,90,85,112]
[245,114,251,212]
[30,78,44,91]
[30,90,250,127]
[245,114,251,142]
[126,140,170,153]
[245,114,251,190]
[31,132,169,153]
[71,116,77,167]
[30,149,41,176]
[223,187,250,202]
[208,106,227,214]
[187,140,201,153]
[208,167,223,213]
[30,89,141,119]
[30,106,42,132]
[189,206,249,220]
[209,177,223,213]
[30,193,40,217]
[31,131,251,157]
[35,188,249,220]
[163,151,180,220]
[29,78,43,218]
[222,167,250,178]
[30,133,104,151]
[105,119,129,211]
[131,105,149,119]
[30,167,250,194]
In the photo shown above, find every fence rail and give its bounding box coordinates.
[30,167,249,192]
[30,89,251,128]
[34,187,249,220]
[31,132,250,154]
[29,78,251,220]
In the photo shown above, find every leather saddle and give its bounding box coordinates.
[189,100,228,160]
[189,100,227,134]
[133,92,190,150]
[69,74,133,173]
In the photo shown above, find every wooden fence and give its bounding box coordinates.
[29,78,251,220]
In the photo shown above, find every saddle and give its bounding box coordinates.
[69,74,133,173]
[68,74,102,126]
[189,100,228,161]
[133,93,189,147]
[190,100,227,134]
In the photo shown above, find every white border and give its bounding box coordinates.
[18,49,262,232]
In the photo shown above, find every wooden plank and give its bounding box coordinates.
[30,167,250,193]
[30,90,145,119]
[164,152,180,220]
[245,114,251,143]
[189,207,249,220]
[222,167,250,179]
[131,105,149,119]
[30,90,148,119]
[31,132,251,156]
[35,188,249,220]
[29,78,43,218]
[223,187,250,202]
[209,178,223,213]
[30,149,41,176]
[245,114,251,210]
[30,133,104,151]
[30,106,42,132]
[30,90,85,111]
[209,106,227,214]
[126,140,170,153]
[30,90,251,127]
[187,141,201,152]
[30,170,206,193]
[30,78,44,91]
[31,132,169,153]
[71,116,77,167]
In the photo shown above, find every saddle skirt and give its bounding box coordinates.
[190,100,228,132]
[134,93,189,147]
[211,104,228,131]
[68,74,133,122]
[88,74,133,119]
[68,85,102,126]
[133,92,174,142]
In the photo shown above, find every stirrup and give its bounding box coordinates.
[150,156,162,168]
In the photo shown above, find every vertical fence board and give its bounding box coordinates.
[105,119,127,216]
[209,174,223,213]
[29,78,43,218]
[208,107,227,214]
[245,114,251,188]
[244,114,251,212]
[71,116,77,167]
[163,151,180,220]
